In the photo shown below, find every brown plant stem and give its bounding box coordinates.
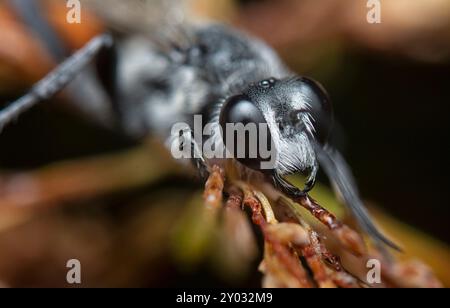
[237,184,312,288]
[293,194,367,256]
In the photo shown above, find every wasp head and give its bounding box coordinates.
[219,77,333,178]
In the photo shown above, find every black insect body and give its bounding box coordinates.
[0,3,399,251]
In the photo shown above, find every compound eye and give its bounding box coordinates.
[219,95,273,171]
[298,77,334,144]
[220,95,265,126]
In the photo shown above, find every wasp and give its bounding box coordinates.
[0,0,398,252]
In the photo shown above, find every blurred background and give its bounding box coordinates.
[0,0,449,287]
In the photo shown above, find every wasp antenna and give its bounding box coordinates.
[9,0,68,61]
[315,143,402,252]
[0,34,113,133]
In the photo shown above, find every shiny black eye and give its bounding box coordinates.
[298,77,334,144]
[219,95,273,171]
[220,95,265,126]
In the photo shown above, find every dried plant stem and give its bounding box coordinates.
[203,165,225,211]
[277,196,361,288]
[299,231,337,288]
[253,190,277,225]
[211,176,442,288]
[235,183,312,288]
[230,183,350,287]
[288,195,367,256]
[224,185,243,211]
[308,230,363,288]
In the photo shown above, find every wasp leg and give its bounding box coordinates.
[167,128,210,180]
[191,138,210,181]
[0,34,114,132]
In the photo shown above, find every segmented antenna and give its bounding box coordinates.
[0,34,113,132]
